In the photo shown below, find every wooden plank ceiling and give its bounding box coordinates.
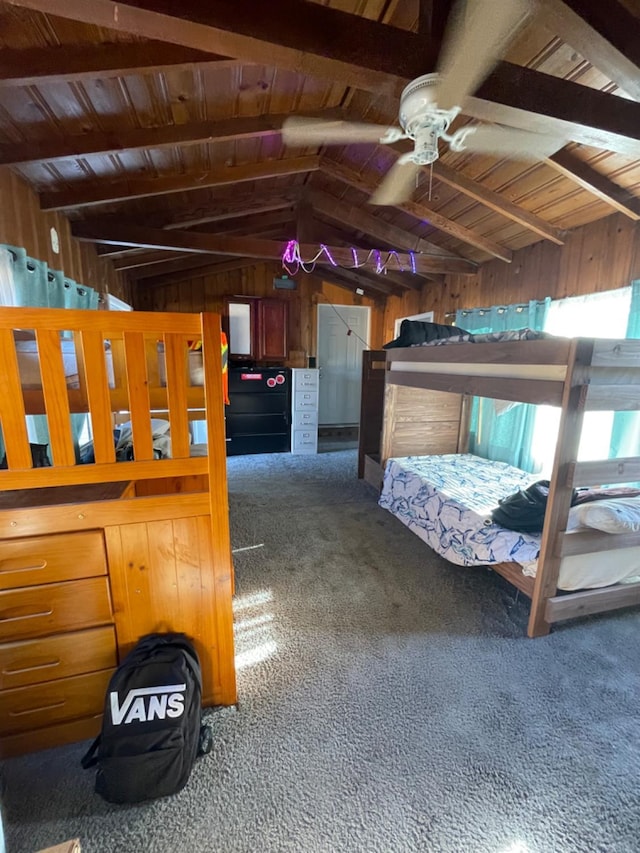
[0,0,639,300]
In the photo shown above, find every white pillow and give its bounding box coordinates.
[117,418,171,443]
[574,496,640,534]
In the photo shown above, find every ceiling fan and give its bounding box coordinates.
[281,0,565,206]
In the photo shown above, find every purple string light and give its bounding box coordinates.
[280,240,420,277]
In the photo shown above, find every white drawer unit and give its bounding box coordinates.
[294,370,319,391]
[291,368,319,454]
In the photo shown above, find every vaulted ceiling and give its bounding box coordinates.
[1,0,639,300]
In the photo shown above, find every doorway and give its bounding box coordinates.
[317,304,370,427]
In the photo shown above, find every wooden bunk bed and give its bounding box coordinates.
[377,335,640,638]
[0,306,236,757]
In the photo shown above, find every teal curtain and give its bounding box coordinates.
[609,280,640,464]
[1,244,99,462]
[455,299,551,472]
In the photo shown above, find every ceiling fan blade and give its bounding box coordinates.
[369,160,420,207]
[436,0,533,111]
[457,126,565,160]
[281,116,390,146]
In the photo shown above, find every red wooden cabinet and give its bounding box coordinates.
[257,298,288,361]
[225,296,288,362]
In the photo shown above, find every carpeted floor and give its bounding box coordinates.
[2,449,640,853]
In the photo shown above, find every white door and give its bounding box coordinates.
[317,304,370,426]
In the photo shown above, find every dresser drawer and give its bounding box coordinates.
[0,531,107,591]
[0,669,112,736]
[0,577,113,643]
[0,626,117,691]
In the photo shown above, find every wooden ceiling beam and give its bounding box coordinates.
[430,162,566,244]
[137,258,262,289]
[418,0,453,41]
[321,158,512,262]
[111,211,295,274]
[471,64,640,158]
[112,250,191,271]
[7,0,640,154]
[71,221,466,275]
[536,0,640,101]
[310,189,476,274]
[546,150,640,220]
[93,192,302,256]
[0,41,237,89]
[40,156,319,210]
[0,111,341,167]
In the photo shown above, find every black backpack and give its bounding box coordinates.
[81,632,212,804]
[491,480,552,533]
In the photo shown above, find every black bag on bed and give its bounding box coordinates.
[492,480,582,533]
[81,632,212,804]
[491,480,551,533]
[383,319,471,349]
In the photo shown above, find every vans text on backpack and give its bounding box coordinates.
[81,632,213,804]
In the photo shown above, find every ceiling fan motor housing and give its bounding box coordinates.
[399,73,460,164]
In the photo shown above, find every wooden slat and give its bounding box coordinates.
[0,329,31,469]
[591,338,640,367]
[21,385,207,416]
[545,582,640,623]
[585,385,640,411]
[384,338,573,366]
[0,492,210,540]
[387,370,565,407]
[34,329,75,467]
[123,332,154,461]
[0,307,201,337]
[0,457,207,492]
[558,528,640,557]
[572,457,640,487]
[163,335,191,459]
[490,562,535,597]
[77,331,115,465]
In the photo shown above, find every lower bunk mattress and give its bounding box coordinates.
[378,453,640,591]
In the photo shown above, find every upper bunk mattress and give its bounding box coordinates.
[379,453,541,568]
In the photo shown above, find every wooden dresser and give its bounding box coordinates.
[0,477,235,759]
[0,528,117,756]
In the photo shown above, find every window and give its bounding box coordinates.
[530,287,632,475]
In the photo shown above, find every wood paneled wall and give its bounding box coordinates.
[435,213,640,321]
[0,168,127,302]
[136,262,389,357]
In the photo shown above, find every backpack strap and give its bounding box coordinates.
[81,734,101,769]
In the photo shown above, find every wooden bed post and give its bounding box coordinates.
[528,339,594,638]
[201,312,237,704]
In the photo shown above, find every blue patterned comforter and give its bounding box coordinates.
[378,454,541,567]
